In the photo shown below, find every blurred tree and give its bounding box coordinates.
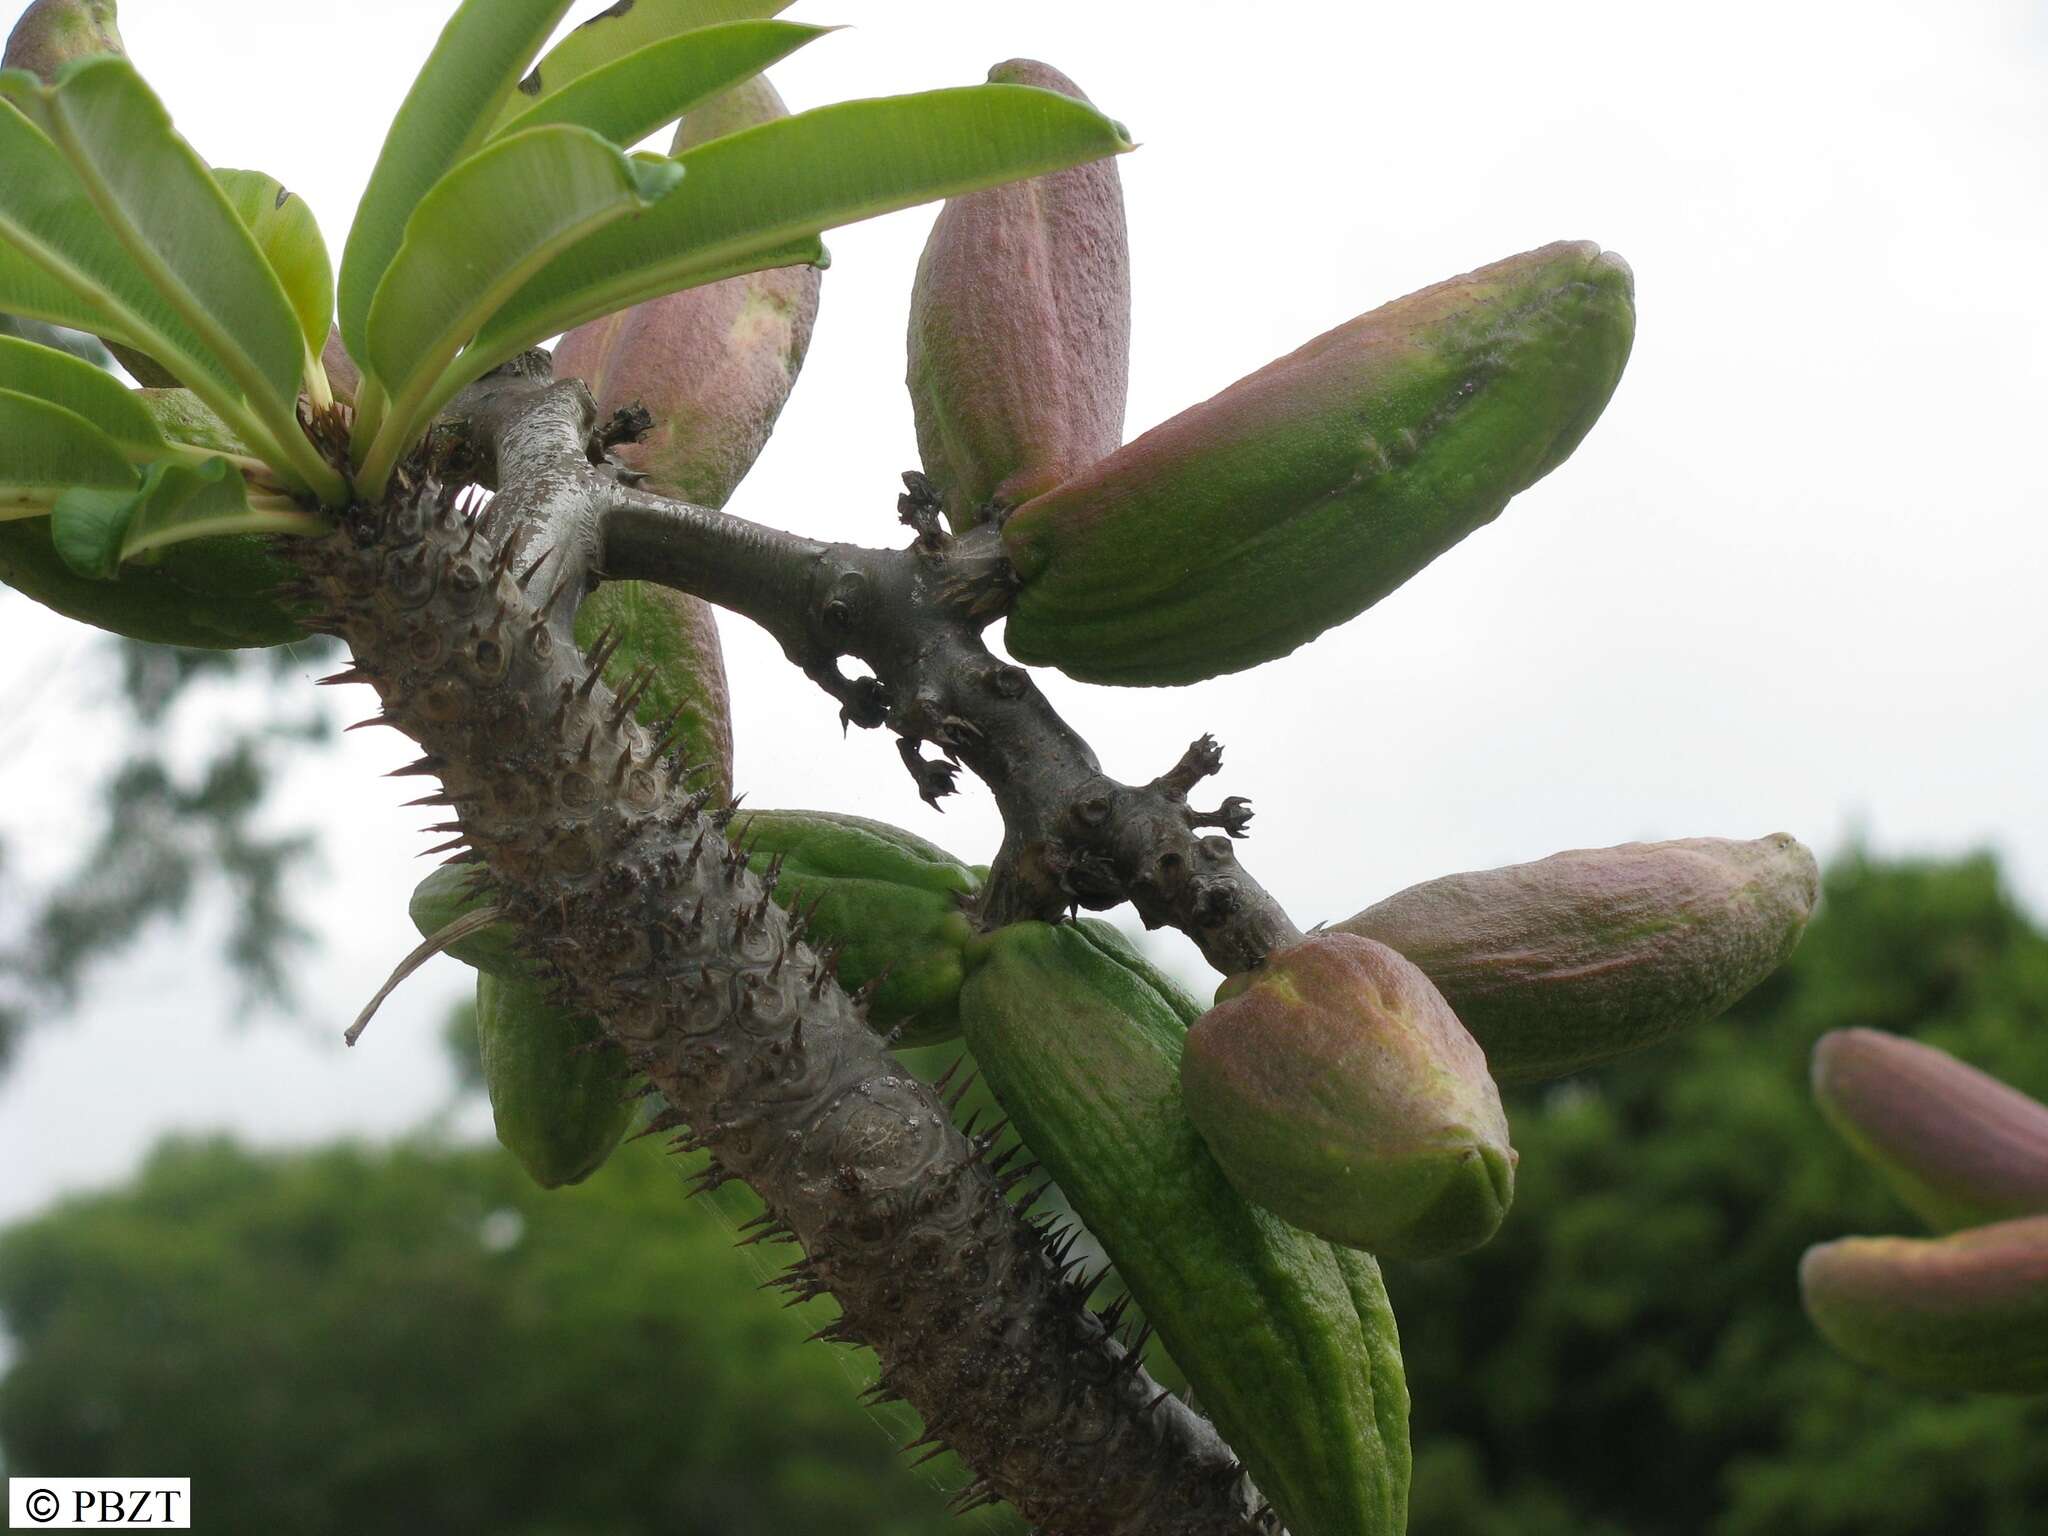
[1390,848,2048,1535]
[0,1134,1019,1536]
[0,635,333,1072]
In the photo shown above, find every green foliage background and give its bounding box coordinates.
[1393,849,2048,1534]
[1,849,2044,1533]
[0,1133,1012,1535]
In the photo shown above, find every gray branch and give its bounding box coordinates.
[602,469,1304,977]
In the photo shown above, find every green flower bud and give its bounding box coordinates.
[413,810,982,1050]
[475,971,634,1190]
[408,865,522,977]
[1800,1217,2048,1394]
[962,919,1411,1535]
[729,809,982,1048]
[1001,241,1634,685]
[573,580,733,807]
[1182,932,1515,1260]
[1338,834,1818,1081]
[1812,1029,2048,1233]
[906,59,1129,533]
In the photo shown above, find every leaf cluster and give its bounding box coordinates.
[0,0,1134,579]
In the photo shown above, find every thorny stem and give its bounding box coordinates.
[440,356,1304,978]
[315,358,1283,1535]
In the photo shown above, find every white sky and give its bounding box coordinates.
[2,0,2045,1222]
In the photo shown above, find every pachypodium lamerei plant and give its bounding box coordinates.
[1801,1029,2048,1394]
[0,2,1825,1530]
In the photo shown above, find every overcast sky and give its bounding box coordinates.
[2,0,2044,1222]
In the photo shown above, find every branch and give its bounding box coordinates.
[603,484,1303,977]
[293,372,1277,1535]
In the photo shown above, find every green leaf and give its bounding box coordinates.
[119,457,322,563]
[336,0,574,367]
[0,233,126,343]
[0,385,135,519]
[464,84,1133,386]
[214,169,334,360]
[498,0,793,132]
[356,126,684,493]
[0,100,199,370]
[50,455,317,579]
[0,60,342,502]
[0,332,164,459]
[138,389,255,459]
[46,481,134,572]
[493,20,827,150]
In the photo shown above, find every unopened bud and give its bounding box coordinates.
[3,0,121,83]
[1182,932,1515,1260]
[1339,834,1818,1081]
[906,59,1130,533]
[1800,1217,2048,1394]
[1001,241,1634,685]
[1812,1029,2048,1232]
[554,75,821,510]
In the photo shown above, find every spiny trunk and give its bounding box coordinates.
[293,485,1274,1536]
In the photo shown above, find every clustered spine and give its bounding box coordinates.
[291,484,1273,1536]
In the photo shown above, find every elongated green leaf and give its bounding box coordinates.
[357,127,683,492]
[0,386,135,516]
[0,99,208,374]
[337,0,573,365]
[494,21,826,149]
[0,66,304,422]
[215,169,333,359]
[0,238,127,341]
[465,85,1133,383]
[139,389,255,459]
[0,61,342,501]
[430,234,824,439]
[121,457,323,562]
[499,0,792,131]
[0,332,164,458]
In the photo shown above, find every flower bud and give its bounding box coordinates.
[1181,932,1515,1260]
[906,59,1130,533]
[555,79,823,803]
[1338,834,1818,1081]
[1812,1029,2048,1233]
[475,972,634,1190]
[1001,241,1634,685]
[553,74,821,512]
[572,580,733,806]
[3,0,121,84]
[1800,1216,2048,1394]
